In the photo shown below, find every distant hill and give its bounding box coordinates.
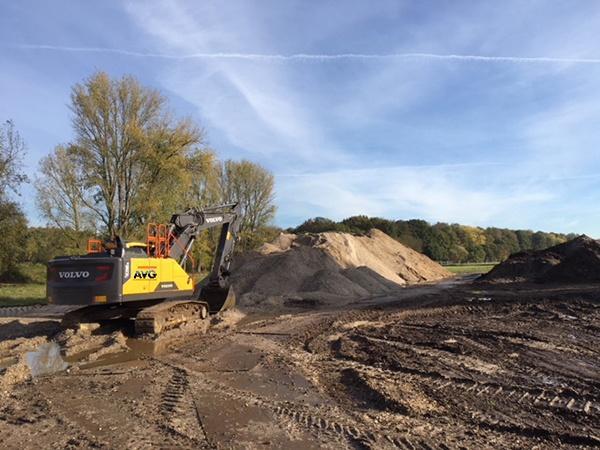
[291,216,577,264]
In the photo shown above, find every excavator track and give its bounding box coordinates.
[135,300,209,336]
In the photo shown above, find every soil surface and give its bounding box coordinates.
[0,279,599,449]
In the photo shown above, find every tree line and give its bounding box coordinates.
[292,216,577,263]
[0,72,277,281]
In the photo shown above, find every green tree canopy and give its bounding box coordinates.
[67,71,203,237]
[0,201,28,281]
[292,216,576,263]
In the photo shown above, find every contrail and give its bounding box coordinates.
[277,161,507,178]
[8,44,600,64]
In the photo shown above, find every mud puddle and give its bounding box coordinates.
[70,335,182,370]
[0,356,18,370]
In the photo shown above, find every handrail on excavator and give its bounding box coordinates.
[87,239,103,254]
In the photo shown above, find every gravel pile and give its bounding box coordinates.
[232,229,450,306]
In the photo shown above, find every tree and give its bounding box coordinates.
[295,217,340,233]
[0,201,28,281]
[218,160,276,245]
[36,72,280,260]
[0,120,28,198]
[68,72,202,237]
[35,145,96,247]
[290,215,574,263]
[0,120,29,280]
[185,149,221,207]
[342,215,375,234]
[24,227,88,265]
[394,220,424,252]
[448,244,469,263]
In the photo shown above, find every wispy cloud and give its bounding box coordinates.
[276,163,555,227]
[8,44,600,64]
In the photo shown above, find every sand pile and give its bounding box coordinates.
[479,235,600,284]
[232,229,450,306]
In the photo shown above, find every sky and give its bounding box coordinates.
[2,1,600,235]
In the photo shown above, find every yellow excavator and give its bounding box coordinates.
[46,203,242,335]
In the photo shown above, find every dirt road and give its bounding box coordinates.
[0,281,598,449]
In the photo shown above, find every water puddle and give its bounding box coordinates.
[76,337,174,370]
[0,356,18,374]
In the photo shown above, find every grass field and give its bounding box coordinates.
[0,263,47,307]
[0,283,46,306]
[444,263,496,275]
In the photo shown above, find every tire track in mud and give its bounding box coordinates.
[302,354,600,446]
[189,311,598,445]
[196,372,446,450]
[22,370,176,450]
[159,299,598,447]
[158,358,447,450]
[467,410,600,447]
[301,334,599,418]
[282,319,600,446]
[160,367,213,449]
[5,387,106,449]
[317,356,600,417]
[298,304,499,352]
[299,302,600,414]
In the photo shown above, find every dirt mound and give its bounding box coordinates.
[232,229,450,306]
[479,235,600,284]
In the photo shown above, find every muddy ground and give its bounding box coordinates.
[0,280,598,449]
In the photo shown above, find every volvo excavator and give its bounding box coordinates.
[46,203,242,335]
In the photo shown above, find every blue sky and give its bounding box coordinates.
[2,1,600,235]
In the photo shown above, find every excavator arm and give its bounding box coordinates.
[167,202,242,312]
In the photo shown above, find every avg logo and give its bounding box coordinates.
[134,266,157,280]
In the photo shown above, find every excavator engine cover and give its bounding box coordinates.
[200,285,236,313]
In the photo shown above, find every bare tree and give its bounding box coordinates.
[186,149,221,207]
[0,120,28,198]
[35,145,96,246]
[218,159,276,235]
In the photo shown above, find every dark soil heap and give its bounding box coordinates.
[479,235,600,284]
